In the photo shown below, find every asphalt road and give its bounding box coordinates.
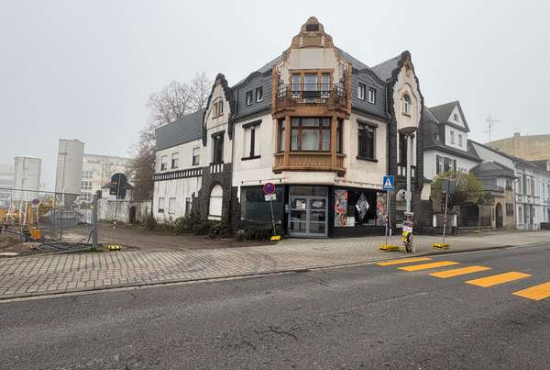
[1,243,550,370]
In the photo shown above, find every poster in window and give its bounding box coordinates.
[334,189,348,227]
[355,193,370,221]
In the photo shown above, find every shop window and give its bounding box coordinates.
[290,117,331,152]
[240,186,284,224]
[358,123,375,160]
[334,189,385,228]
[208,185,223,220]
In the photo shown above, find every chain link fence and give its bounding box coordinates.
[0,187,96,253]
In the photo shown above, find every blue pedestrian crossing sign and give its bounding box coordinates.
[383,175,395,191]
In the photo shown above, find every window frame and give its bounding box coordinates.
[160,155,167,171]
[450,130,455,145]
[171,152,178,169]
[245,90,253,106]
[277,119,285,153]
[255,87,263,102]
[368,87,376,104]
[168,197,176,214]
[402,94,410,115]
[358,83,366,101]
[242,121,261,160]
[158,197,165,213]
[290,117,331,152]
[357,121,377,161]
[211,132,225,165]
[192,147,200,166]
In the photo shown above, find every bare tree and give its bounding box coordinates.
[131,73,212,202]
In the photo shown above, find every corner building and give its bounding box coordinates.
[153,17,428,237]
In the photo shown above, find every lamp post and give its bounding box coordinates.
[399,127,417,253]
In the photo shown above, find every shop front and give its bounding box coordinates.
[239,184,387,238]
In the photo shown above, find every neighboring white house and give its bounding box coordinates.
[422,101,481,181]
[471,141,550,230]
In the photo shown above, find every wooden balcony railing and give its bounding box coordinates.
[275,84,347,112]
[273,152,345,174]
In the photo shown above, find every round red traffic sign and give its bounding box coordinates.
[263,182,276,195]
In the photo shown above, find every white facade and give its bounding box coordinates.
[424,149,479,180]
[0,164,14,207]
[13,156,42,202]
[471,141,550,230]
[55,139,85,197]
[81,154,132,203]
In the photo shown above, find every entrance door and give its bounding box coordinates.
[289,196,328,237]
[495,203,503,229]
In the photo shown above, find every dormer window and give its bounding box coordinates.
[402,95,410,115]
[255,87,263,102]
[245,90,253,106]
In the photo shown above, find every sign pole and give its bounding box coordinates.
[385,190,389,246]
[269,199,276,237]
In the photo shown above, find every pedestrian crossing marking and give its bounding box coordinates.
[377,257,432,266]
[466,272,530,288]
[399,261,459,271]
[430,266,491,279]
[513,282,550,301]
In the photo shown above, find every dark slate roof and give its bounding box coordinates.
[423,105,439,123]
[471,161,516,179]
[372,56,399,81]
[423,118,481,162]
[155,108,205,151]
[429,101,457,123]
[470,140,550,174]
[528,160,549,171]
[336,48,370,70]
[232,54,283,87]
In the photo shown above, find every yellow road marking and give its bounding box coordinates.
[466,272,530,287]
[398,261,459,271]
[377,257,432,266]
[430,266,491,279]
[513,282,550,301]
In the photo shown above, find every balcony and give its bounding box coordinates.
[275,84,347,112]
[273,152,345,174]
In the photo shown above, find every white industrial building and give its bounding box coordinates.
[80,154,132,203]
[0,164,14,208]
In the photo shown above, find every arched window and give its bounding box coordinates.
[453,113,459,121]
[402,95,410,114]
[208,184,223,220]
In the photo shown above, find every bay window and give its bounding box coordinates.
[290,117,331,151]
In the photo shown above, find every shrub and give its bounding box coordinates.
[174,213,203,235]
[209,221,233,238]
[145,215,157,231]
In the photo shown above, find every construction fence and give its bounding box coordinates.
[0,187,95,252]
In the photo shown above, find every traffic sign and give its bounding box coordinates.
[263,182,276,195]
[382,175,395,191]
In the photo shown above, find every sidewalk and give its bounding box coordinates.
[0,231,549,300]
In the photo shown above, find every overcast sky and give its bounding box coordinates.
[1,0,549,190]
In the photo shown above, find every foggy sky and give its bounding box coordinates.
[1,0,549,190]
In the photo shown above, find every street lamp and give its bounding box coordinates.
[399,126,417,253]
